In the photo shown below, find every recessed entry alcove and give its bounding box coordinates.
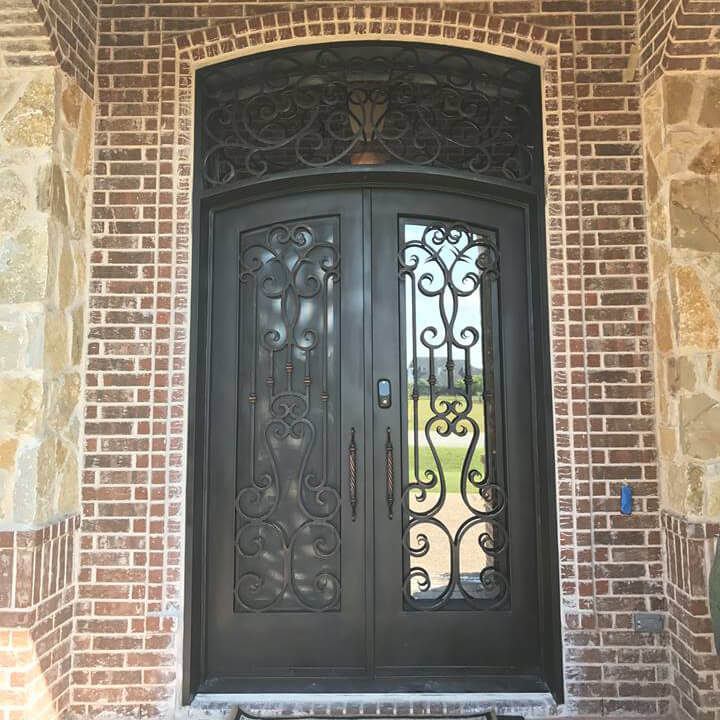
[185,41,561,701]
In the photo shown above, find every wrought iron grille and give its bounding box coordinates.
[234,219,342,613]
[400,220,508,610]
[198,43,541,188]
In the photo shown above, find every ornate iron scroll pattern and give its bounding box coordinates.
[400,221,509,610]
[234,220,341,613]
[200,45,538,188]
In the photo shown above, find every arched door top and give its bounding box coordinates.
[196,42,543,191]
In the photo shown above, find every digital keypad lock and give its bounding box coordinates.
[377,379,392,408]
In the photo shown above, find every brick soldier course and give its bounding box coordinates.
[0,1,718,719]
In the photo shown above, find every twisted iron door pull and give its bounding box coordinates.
[385,427,394,519]
[349,427,358,521]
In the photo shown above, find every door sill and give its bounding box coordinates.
[191,692,557,718]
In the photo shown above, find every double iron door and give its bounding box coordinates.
[202,187,544,692]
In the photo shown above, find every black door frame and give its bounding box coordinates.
[184,166,562,703]
[186,25,559,703]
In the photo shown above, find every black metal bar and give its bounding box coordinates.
[385,427,394,519]
[349,427,358,521]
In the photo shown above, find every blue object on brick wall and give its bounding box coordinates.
[620,484,633,515]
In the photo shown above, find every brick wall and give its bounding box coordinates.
[0,0,97,98]
[33,0,98,97]
[0,517,80,720]
[638,0,681,92]
[664,514,720,720]
[76,2,669,717]
[0,0,54,68]
[639,0,720,92]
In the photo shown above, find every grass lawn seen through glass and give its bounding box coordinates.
[407,395,486,494]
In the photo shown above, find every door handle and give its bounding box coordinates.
[349,427,358,521]
[385,427,394,519]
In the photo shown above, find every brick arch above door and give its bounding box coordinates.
[171,5,561,67]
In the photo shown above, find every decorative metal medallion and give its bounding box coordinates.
[234,218,341,612]
[198,43,540,188]
[400,220,509,610]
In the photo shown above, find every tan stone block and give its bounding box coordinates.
[667,355,679,395]
[0,377,43,434]
[697,253,720,317]
[677,356,697,391]
[35,163,52,213]
[0,438,15,519]
[71,305,85,366]
[43,311,69,372]
[0,81,24,125]
[0,169,29,233]
[689,136,720,175]
[72,99,93,178]
[46,372,81,433]
[657,352,669,422]
[705,477,720,518]
[0,74,55,147]
[49,164,68,226]
[664,76,695,125]
[0,439,17,472]
[686,463,705,515]
[57,448,79,515]
[0,312,26,371]
[642,83,664,158]
[0,472,11,521]
[699,77,720,128]
[645,152,660,203]
[61,82,84,130]
[14,434,56,524]
[24,311,44,370]
[0,224,49,304]
[73,236,87,293]
[700,353,715,384]
[667,129,711,174]
[658,424,677,460]
[65,174,87,237]
[650,241,669,282]
[664,462,687,514]
[654,281,673,353]
[680,393,720,460]
[673,266,720,349]
[670,178,720,252]
[649,200,667,242]
[58,239,75,309]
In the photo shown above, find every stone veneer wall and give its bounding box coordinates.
[642,72,720,719]
[0,68,92,528]
[0,47,94,720]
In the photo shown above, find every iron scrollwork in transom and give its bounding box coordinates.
[199,44,540,188]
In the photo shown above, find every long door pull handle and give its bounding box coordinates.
[386,427,394,519]
[349,427,358,521]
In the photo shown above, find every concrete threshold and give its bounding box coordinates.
[188,693,558,719]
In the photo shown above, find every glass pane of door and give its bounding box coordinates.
[399,219,509,610]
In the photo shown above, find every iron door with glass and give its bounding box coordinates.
[204,190,368,686]
[371,190,543,687]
